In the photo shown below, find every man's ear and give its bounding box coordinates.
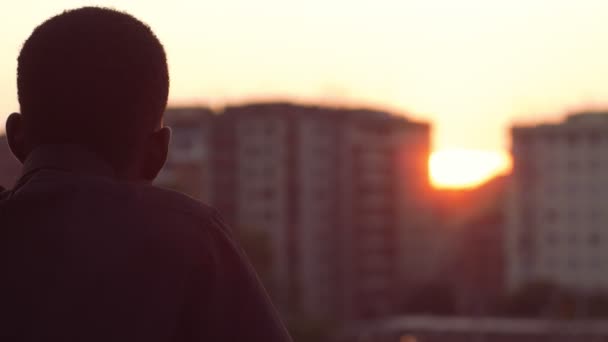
[5,112,28,163]
[140,126,171,182]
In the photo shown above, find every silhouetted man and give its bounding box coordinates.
[0,7,292,341]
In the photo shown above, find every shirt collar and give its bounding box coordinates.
[19,144,116,181]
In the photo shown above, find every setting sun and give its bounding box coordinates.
[430,149,511,189]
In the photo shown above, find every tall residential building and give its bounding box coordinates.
[336,110,431,320]
[212,105,296,313]
[157,107,214,202]
[160,103,432,321]
[507,112,608,292]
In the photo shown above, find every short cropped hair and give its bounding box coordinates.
[17,7,169,169]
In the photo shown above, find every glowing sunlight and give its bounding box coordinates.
[429,149,511,189]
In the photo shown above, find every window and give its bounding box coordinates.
[544,132,557,144]
[263,210,275,223]
[568,258,579,270]
[567,209,578,223]
[546,232,559,245]
[589,131,601,145]
[590,209,601,222]
[518,233,534,252]
[174,137,193,150]
[545,209,558,223]
[568,233,578,245]
[589,232,601,247]
[589,159,600,171]
[567,132,580,146]
[567,160,579,172]
[264,122,275,136]
[260,188,276,201]
[314,146,328,156]
[245,146,261,157]
[263,166,276,178]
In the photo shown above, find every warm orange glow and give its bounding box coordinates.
[429,149,511,189]
[2,1,608,157]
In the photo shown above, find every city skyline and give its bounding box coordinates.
[2,0,608,187]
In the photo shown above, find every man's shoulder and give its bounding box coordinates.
[0,185,8,201]
[21,172,231,240]
[128,183,239,261]
[132,183,217,221]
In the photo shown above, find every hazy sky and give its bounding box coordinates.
[1,0,608,158]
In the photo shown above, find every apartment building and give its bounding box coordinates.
[213,105,295,312]
[507,112,608,292]
[336,110,431,320]
[160,103,432,321]
[157,107,214,202]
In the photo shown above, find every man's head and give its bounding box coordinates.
[7,7,170,181]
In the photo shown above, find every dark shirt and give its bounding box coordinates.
[0,145,292,341]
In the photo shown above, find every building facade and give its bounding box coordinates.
[157,108,214,202]
[336,110,431,320]
[507,112,608,292]
[159,103,432,322]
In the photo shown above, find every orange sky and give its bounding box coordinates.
[1,0,608,182]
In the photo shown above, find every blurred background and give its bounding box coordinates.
[3,1,608,341]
